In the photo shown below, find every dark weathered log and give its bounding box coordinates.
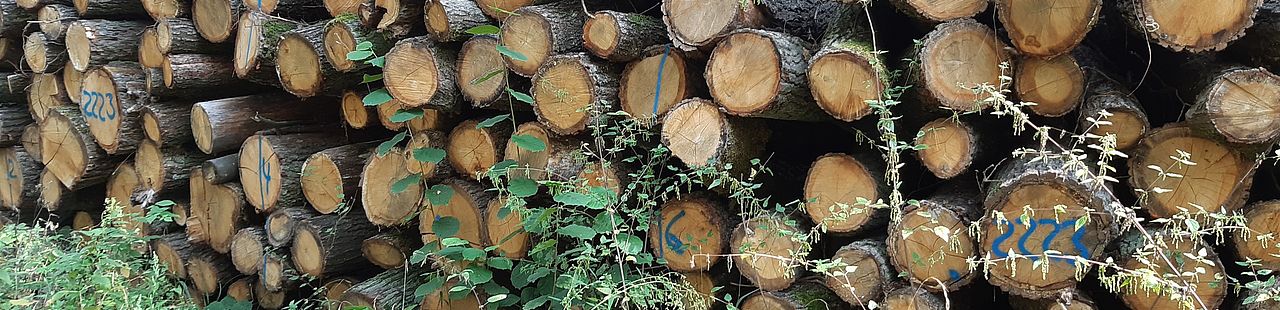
[300,141,375,214]
[909,19,1010,113]
[887,181,981,292]
[456,35,531,110]
[1113,227,1227,310]
[156,54,259,100]
[362,230,420,269]
[291,212,379,277]
[65,20,149,72]
[742,280,850,310]
[27,73,71,123]
[881,287,946,310]
[241,0,326,19]
[157,18,227,54]
[192,0,245,43]
[233,12,300,85]
[759,0,843,42]
[582,10,665,62]
[190,93,340,154]
[0,37,17,70]
[499,1,587,76]
[646,193,732,272]
[357,0,420,38]
[803,153,887,235]
[239,129,355,213]
[706,29,824,121]
[340,267,429,310]
[322,14,392,73]
[136,140,213,196]
[229,226,267,275]
[662,0,764,51]
[424,0,488,42]
[202,153,239,184]
[140,102,193,148]
[445,118,511,181]
[618,45,697,126]
[360,146,421,226]
[43,167,106,212]
[383,36,459,110]
[321,277,360,306]
[151,232,194,279]
[0,102,31,148]
[0,148,39,210]
[1,73,28,103]
[23,32,65,74]
[1127,123,1257,218]
[661,98,768,170]
[187,244,237,295]
[1115,0,1262,52]
[79,64,151,154]
[278,20,362,98]
[73,0,148,18]
[40,107,123,189]
[730,215,808,291]
[0,0,35,37]
[995,0,1100,58]
[206,181,248,253]
[36,4,75,40]
[265,206,317,246]
[531,53,618,134]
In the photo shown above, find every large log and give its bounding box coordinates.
[65,20,149,72]
[419,178,491,248]
[73,0,148,17]
[646,193,731,272]
[157,18,225,54]
[361,231,419,269]
[1115,0,1262,52]
[910,19,1010,113]
[239,129,354,213]
[1234,200,1280,270]
[418,280,483,310]
[264,206,317,246]
[40,106,123,189]
[190,94,339,155]
[143,0,189,19]
[803,153,886,235]
[206,181,248,253]
[136,140,213,195]
[36,4,75,40]
[141,102,193,147]
[340,267,429,310]
[187,169,211,244]
[357,0,421,38]
[1127,123,1256,218]
[456,35,531,110]
[742,280,850,310]
[233,12,300,85]
[42,167,106,213]
[0,0,36,36]
[886,182,981,292]
[618,46,696,126]
[498,1,587,77]
[359,146,421,226]
[322,15,391,73]
[807,3,886,122]
[531,53,619,134]
[995,0,1100,58]
[482,197,527,259]
[383,36,460,109]
[200,153,239,185]
[0,37,16,69]
[187,244,237,295]
[423,0,488,42]
[300,141,375,214]
[582,10,665,62]
[445,118,510,181]
[1114,227,1227,310]
[23,32,65,74]
[79,64,151,154]
[706,29,824,121]
[503,122,580,181]
[660,98,768,170]
[157,54,257,100]
[225,277,254,302]
[277,20,361,98]
[661,0,764,51]
[1014,54,1084,117]
[0,148,39,210]
[888,0,986,23]
[192,0,244,43]
[730,215,808,291]
[139,28,165,69]
[980,154,1119,299]
[291,212,379,277]
[229,226,267,275]
[821,239,893,306]
[28,73,71,123]
[1180,64,1280,145]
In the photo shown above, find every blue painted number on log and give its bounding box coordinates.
[661,210,686,256]
[991,217,1089,263]
[80,90,116,122]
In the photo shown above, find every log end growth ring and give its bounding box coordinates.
[301,152,344,214]
[504,123,551,180]
[647,196,726,272]
[323,22,358,72]
[1128,126,1247,218]
[824,244,889,304]
[707,31,782,115]
[661,99,724,168]
[277,33,324,98]
[238,134,283,212]
[1235,201,1280,269]
[663,0,747,47]
[340,91,371,128]
[888,203,976,291]
[1141,0,1261,52]
[485,197,529,259]
[22,33,49,73]
[140,28,165,69]
[982,182,1111,297]
[582,12,619,59]
[916,118,974,179]
[458,36,508,105]
[499,12,552,76]
[39,111,88,188]
[418,182,485,246]
[1204,68,1280,144]
[230,229,265,274]
[233,12,262,77]
[38,170,64,211]
[803,153,880,234]
[291,225,326,277]
[808,51,883,121]
[1085,98,1147,151]
[384,39,443,106]
[360,150,423,226]
[1015,55,1084,117]
[362,236,408,268]
[64,22,92,72]
[730,217,804,291]
[620,48,689,125]
[135,140,164,191]
[191,104,215,154]
[997,0,1100,57]
[144,0,185,20]
[920,20,1008,112]
[193,0,235,43]
[80,68,126,153]
[446,120,499,179]
[532,56,602,134]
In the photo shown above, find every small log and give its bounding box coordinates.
[341,89,379,129]
[357,0,421,38]
[291,212,379,277]
[230,226,268,275]
[157,18,226,54]
[531,53,619,134]
[1014,54,1084,117]
[995,0,1100,58]
[20,125,40,162]
[233,12,300,85]
[143,0,189,19]
[141,102,194,147]
[375,98,456,132]
[322,277,359,305]
[0,148,39,210]
[190,93,339,155]
[405,130,454,180]
[1115,0,1262,52]
[981,154,1120,299]
[660,98,768,170]
[474,0,552,20]
[360,146,422,226]
[206,182,248,253]
[419,178,491,248]
[36,4,75,40]
[2,73,29,103]
[202,153,239,184]
[503,122,580,181]
[79,64,151,154]
[187,244,237,295]
[241,0,326,18]
[362,231,420,269]
[254,277,294,309]
[1076,68,1148,151]
[909,19,1011,113]
[151,232,194,279]
[103,163,140,228]
[265,206,318,246]
[192,0,245,43]
[340,267,429,310]
[169,199,190,226]
[913,117,984,179]
[23,32,66,74]
[322,15,392,73]
[583,10,665,62]
[239,130,355,213]
[418,279,483,310]
[881,287,946,310]
[1114,227,1227,310]
[0,0,35,36]
[324,0,361,17]
[456,35,531,110]
[619,45,697,126]
[74,0,148,18]
[277,20,361,98]
[498,1,587,77]
[730,215,808,291]
[1234,200,1280,270]
[445,118,511,181]
[706,29,824,121]
[821,240,893,306]
[226,277,254,301]
[139,28,165,69]
[300,141,376,214]
[0,102,32,147]
[886,182,981,291]
[40,107,123,189]
[136,140,213,195]
[803,153,887,235]
[42,167,106,212]
[65,20,149,72]
[424,0,488,42]
[742,280,850,310]
[482,196,527,259]
[1127,123,1256,218]
[1181,64,1280,145]
[259,252,302,292]
[383,36,459,109]
[60,62,81,105]
[661,0,764,51]
[28,73,71,124]
[647,193,732,272]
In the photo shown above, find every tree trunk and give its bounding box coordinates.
[186,169,211,244]
[803,152,888,235]
[445,118,511,181]
[206,181,249,253]
[473,0,552,20]
[1,73,29,103]
[1114,0,1261,52]
[0,147,39,210]
[140,28,166,69]
[531,53,619,134]
[759,0,843,42]
[59,62,81,105]
[886,181,982,292]
[65,20,149,72]
[323,15,392,73]
[341,89,379,129]
[661,0,764,51]
[981,154,1120,299]
[424,0,488,42]
[0,0,35,37]
[103,162,138,218]
[233,12,300,86]
[40,106,123,189]
[73,0,148,17]
[482,196,527,259]
[277,20,362,98]
[79,64,151,154]
[239,129,355,213]
[136,140,213,196]
[913,116,996,180]
[192,0,244,43]
[141,102,194,147]
[706,29,825,121]
[646,193,732,272]
[151,232,194,279]
[456,35,532,111]
[419,178,491,249]
[187,244,237,295]
[1113,227,1227,310]
[340,267,429,310]
[259,251,302,292]
[361,146,423,226]
[582,10,665,62]
[660,98,768,171]
[242,0,326,19]
[908,19,1010,113]
[743,280,851,310]
[230,226,268,275]
[383,36,460,110]
[36,4,76,40]
[1008,289,1098,310]
[290,212,379,277]
[357,0,421,38]
[23,32,66,74]
[499,1,587,77]
[18,0,70,10]
[202,153,239,184]
[27,73,71,123]
[265,206,319,246]
[190,93,339,155]
[143,0,189,19]
[995,0,1100,58]
[300,141,376,214]
[0,103,32,147]
[1127,123,1257,219]
[619,45,698,126]
[362,230,420,269]
[730,215,808,291]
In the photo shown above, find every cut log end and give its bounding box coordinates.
[578,161,622,196]
[730,216,805,291]
[661,99,726,167]
[190,104,214,153]
[188,254,232,295]
[882,287,946,310]
[144,0,187,19]
[362,234,411,269]
[475,0,537,20]
[142,111,162,143]
[233,12,264,77]
[193,0,237,43]
[663,0,764,48]
[997,0,1100,57]
[919,20,1009,112]
[1128,124,1252,218]
[230,227,266,274]
[323,21,359,72]
[898,0,987,22]
[446,120,506,180]
[823,241,891,304]
[38,110,89,189]
[706,31,783,115]
[341,90,374,129]
[582,12,619,59]
[36,5,70,37]
[134,140,163,191]
[419,180,487,247]
[62,63,83,105]
[79,67,132,154]
[360,149,422,226]
[888,201,976,291]
[915,118,975,179]
[290,224,328,276]
[276,32,325,97]
[1236,201,1280,269]
[152,234,190,278]
[21,126,41,162]
[227,278,254,301]
[499,12,552,76]
[64,23,90,71]
[503,123,553,180]
[808,51,883,121]
[139,28,164,69]
[484,197,529,259]
[1133,0,1261,52]
[803,153,881,234]
[0,148,32,210]
[238,135,282,212]
[620,46,690,125]
[1015,55,1084,117]
[647,195,728,272]
[29,74,69,123]
[458,35,511,107]
[22,33,55,74]
[1199,68,1280,144]
[384,38,449,106]
[1118,230,1227,309]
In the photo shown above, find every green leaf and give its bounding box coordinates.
[510,134,546,152]
[553,192,592,207]
[432,216,460,238]
[505,88,534,103]
[471,68,503,85]
[346,50,373,61]
[154,200,175,207]
[465,25,500,35]
[361,73,382,83]
[487,257,514,270]
[441,237,470,247]
[592,213,622,233]
[390,108,424,122]
[466,266,493,284]
[486,294,508,303]
[411,147,446,164]
[415,276,445,300]
[496,45,527,61]
[391,173,421,194]
[487,159,517,179]
[615,233,643,255]
[362,88,392,106]
[425,184,455,206]
[557,224,596,240]
[368,56,386,68]
[376,131,409,156]
[508,178,538,198]
[477,114,510,128]
[462,248,486,260]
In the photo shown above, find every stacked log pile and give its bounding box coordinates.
[0,0,1279,309]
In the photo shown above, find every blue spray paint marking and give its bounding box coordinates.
[5,158,15,180]
[650,45,671,115]
[80,91,116,122]
[257,136,270,208]
[662,210,686,255]
[948,269,961,281]
[991,217,1089,263]
[240,0,262,68]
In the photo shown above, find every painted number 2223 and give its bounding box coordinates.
[81,91,116,122]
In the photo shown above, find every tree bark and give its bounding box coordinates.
[0,0,36,37]
[531,53,619,134]
[23,32,66,74]
[301,141,376,214]
[190,93,339,155]
[881,287,946,310]
[239,129,356,213]
[40,106,123,189]
[140,102,193,148]
[156,54,260,100]
[706,29,825,121]
[259,251,302,292]
[661,0,764,51]
[743,280,851,310]
[151,232,194,279]
[660,98,768,172]
[66,20,149,72]
[202,153,239,184]
[242,0,327,19]
[265,206,319,246]
[1075,58,1149,151]
[137,140,213,196]
[20,125,39,163]
[290,212,379,277]
[424,0,488,42]
[361,231,420,269]
[384,36,460,110]
[157,18,228,55]
[1,73,29,103]
[340,267,429,310]
[233,12,300,86]
[503,122,580,181]
[499,1,587,77]
[759,0,843,42]
[582,10,665,62]
[0,102,32,147]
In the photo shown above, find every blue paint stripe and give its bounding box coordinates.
[650,45,671,116]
